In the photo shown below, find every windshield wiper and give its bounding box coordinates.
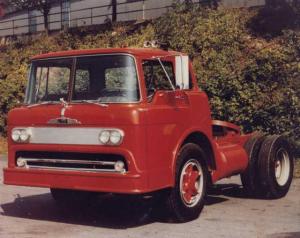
[79,100,108,107]
[27,101,60,108]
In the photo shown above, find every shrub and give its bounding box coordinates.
[155,4,299,154]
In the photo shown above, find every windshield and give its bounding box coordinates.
[25,55,140,104]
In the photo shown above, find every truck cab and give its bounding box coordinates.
[3,46,294,222]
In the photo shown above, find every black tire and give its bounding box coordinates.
[240,133,265,196]
[258,135,294,198]
[50,188,98,205]
[165,143,208,222]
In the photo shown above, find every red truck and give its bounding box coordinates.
[3,45,294,222]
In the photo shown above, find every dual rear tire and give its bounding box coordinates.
[241,134,294,198]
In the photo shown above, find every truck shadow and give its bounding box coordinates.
[0,183,248,228]
[208,183,247,199]
[0,193,159,229]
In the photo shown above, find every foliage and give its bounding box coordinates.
[0,4,299,155]
[8,0,53,10]
[155,4,300,155]
[7,0,57,34]
[249,0,300,38]
[0,136,7,154]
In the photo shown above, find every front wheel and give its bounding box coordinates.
[165,143,208,222]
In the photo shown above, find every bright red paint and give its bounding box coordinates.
[182,164,200,203]
[3,48,251,194]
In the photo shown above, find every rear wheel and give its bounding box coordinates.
[165,143,208,222]
[240,133,265,196]
[258,135,294,198]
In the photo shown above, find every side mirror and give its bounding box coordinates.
[175,56,189,89]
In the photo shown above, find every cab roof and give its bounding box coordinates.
[31,48,185,60]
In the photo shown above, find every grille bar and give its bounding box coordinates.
[16,156,126,173]
[19,158,116,166]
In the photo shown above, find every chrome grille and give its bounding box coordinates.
[16,151,127,173]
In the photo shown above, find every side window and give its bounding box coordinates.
[142,60,175,96]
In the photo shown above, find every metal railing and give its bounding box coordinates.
[0,0,176,37]
[0,0,264,37]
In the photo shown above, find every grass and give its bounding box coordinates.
[0,136,7,154]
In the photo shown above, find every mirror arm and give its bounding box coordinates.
[156,58,175,91]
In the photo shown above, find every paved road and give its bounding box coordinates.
[0,154,299,238]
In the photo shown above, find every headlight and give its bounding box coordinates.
[12,129,21,142]
[20,130,30,142]
[11,128,31,143]
[110,131,122,145]
[98,129,123,145]
[99,130,110,144]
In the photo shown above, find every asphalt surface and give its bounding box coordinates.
[0,154,299,238]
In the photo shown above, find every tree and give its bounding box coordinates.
[250,0,300,37]
[8,0,55,35]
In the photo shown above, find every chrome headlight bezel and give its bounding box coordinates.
[11,128,31,143]
[98,129,124,146]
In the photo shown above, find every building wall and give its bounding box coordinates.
[0,0,265,37]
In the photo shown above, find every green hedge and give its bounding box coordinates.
[0,4,299,154]
[155,5,299,155]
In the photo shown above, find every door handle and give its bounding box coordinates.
[175,95,184,100]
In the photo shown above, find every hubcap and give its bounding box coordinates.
[179,159,203,207]
[275,148,290,186]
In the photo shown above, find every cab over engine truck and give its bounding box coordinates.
[3,46,294,222]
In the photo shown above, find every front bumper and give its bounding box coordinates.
[3,167,149,194]
[4,142,149,194]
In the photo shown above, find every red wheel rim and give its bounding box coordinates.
[179,159,203,207]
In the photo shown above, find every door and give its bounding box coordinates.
[142,59,190,189]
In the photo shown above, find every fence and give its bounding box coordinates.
[0,0,265,37]
[0,0,177,37]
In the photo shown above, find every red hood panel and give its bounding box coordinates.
[8,104,145,127]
